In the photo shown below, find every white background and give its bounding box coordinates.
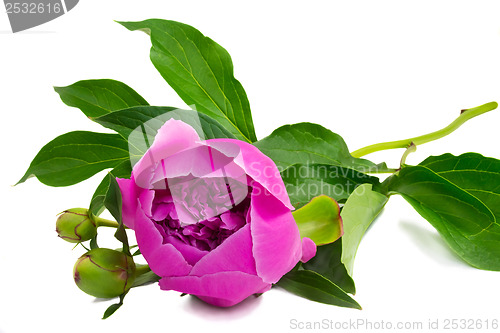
[1,1,500,332]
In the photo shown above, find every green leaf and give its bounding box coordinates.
[104,175,130,256]
[302,239,356,295]
[90,160,132,216]
[282,163,380,208]
[254,123,382,172]
[340,184,388,276]
[102,302,122,320]
[54,79,149,118]
[118,19,256,142]
[387,153,500,271]
[102,292,127,320]
[93,106,236,162]
[89,236,99,250]
[292,195,343,246]
[277,270,361,309]
[17,131,129,187]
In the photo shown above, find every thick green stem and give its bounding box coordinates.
[94,216,121,228]
[135,264,151,277]
[351,102,498,158]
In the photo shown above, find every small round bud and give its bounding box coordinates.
[73,248,136,298]
[56,208,96,243]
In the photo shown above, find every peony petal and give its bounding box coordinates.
[138,189,154,218]
[250,183,302,284]
[206,139,293,209]
[159,271,270,307]
[116,176,146,229]
[133,119,201,190]
[190,224,257,276]
[164,236,208,266]
[300,237,317,263]
[149,146,211,186]
[220,211,246,230]
[134,204,192,276]
[151,203,173,221]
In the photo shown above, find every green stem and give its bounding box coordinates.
[364,167,399,174]
[400,142,417,167]
[94,216,121,228]
[351,101,498,158]
[135,264,151,277]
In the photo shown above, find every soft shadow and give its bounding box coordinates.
[365,207,386,235]
[399,220,467,267]
[182,293,262,320]
[92,297,115,303]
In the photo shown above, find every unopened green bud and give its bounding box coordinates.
[73,248,136,298]
[56,208,97,243]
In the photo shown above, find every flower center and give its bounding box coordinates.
[150,176,251,251]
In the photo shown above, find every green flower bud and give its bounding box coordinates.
[56,208,97,243]
[73,248,136,298]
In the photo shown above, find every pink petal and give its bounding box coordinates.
[190,224,256,276]
[159,271,270,307]
[134,204,192,276]
[250,183,302,284]
[220,211,246,230]
[151,203,173,221]
[300,237,317,263]
[132,119,201,189]
[206,139,293,210]
[164,236,208,266]
[116,176,146,229]
[138,189,154,218]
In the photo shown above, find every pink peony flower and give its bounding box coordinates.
[117,119,316,307]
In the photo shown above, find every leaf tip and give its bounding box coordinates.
[115,20,151,35]
[14,173,31,186]
[115,20,134,31]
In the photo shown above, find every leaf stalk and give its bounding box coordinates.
[351,102,498,158]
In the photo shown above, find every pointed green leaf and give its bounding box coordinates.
[102,292,127,320]
[17,131,129,187]
[277,270,361,309]
[89,236,99,250]
[90,160,132,216]
[340,184,388,276]
[302,239,356,295]
[282,163,380,208]
[54,79,149,118]
[387,153,500,271]
[118,19,256,142]
[104,175,130,256]
[292,195,343,246]
[254,123,383,172]
[102,302,122,320]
